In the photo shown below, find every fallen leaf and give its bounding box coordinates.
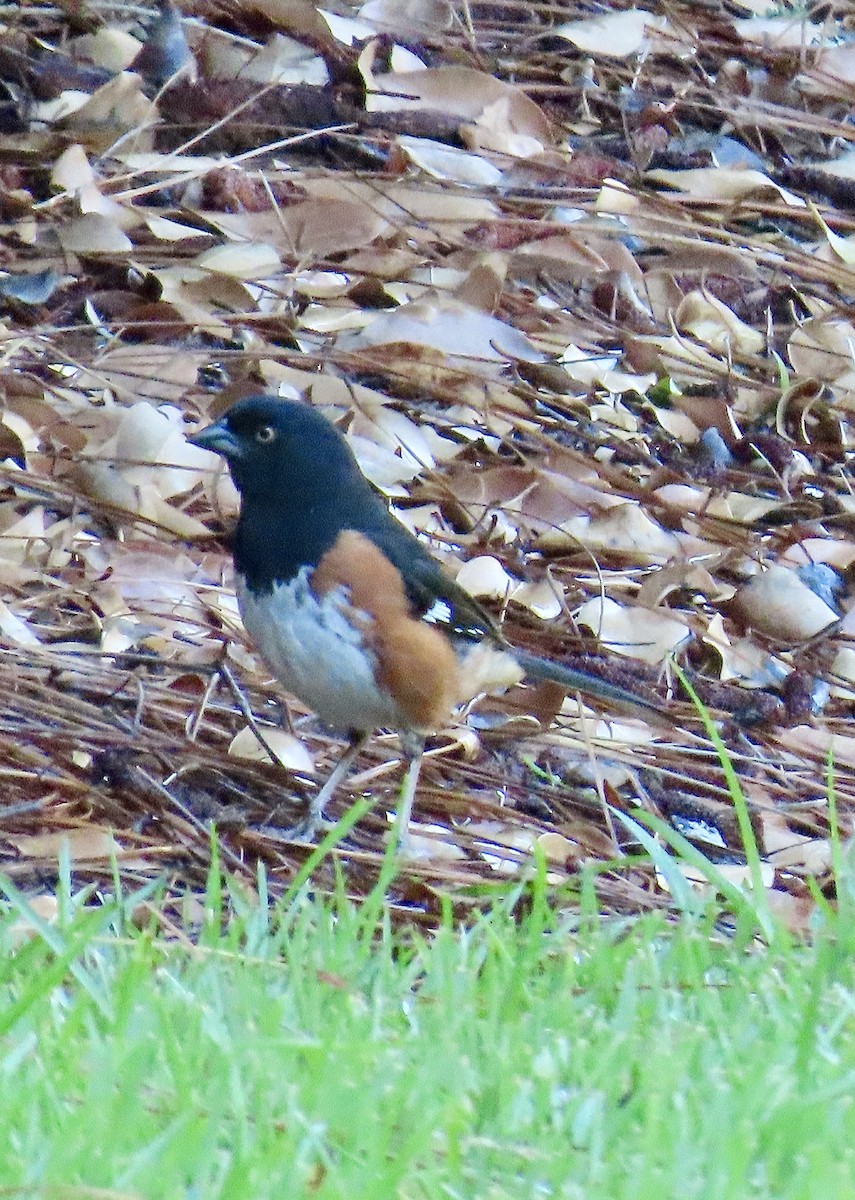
[731,565,838,642]
[575,596,691,663]
[554,8,670,57]
[229,726,316,772]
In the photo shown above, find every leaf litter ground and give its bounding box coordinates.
[0,0,853,928]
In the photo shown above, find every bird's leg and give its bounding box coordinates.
[394,732,425,854]
[296,730,369,840]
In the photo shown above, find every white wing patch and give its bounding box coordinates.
[423,598,453,626]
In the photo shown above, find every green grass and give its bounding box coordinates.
[1,855,855,1200]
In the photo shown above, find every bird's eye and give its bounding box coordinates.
[255,425,276,444]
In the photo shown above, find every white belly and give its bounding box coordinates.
[237,570,409,733]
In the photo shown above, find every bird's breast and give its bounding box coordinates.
[237,570,411,734]
[236,532,525,737]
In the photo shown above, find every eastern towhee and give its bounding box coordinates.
[190,395,660,845]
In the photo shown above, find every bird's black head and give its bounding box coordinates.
[189,395,360,501]
[189,394,393,588]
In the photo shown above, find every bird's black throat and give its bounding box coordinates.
[233,481,399,595]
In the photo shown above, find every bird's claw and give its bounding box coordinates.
[287,810,336,844]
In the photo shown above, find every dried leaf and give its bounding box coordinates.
[731,566,838,642]
[58,214,133,253]
[194,242,282,279]
[13,828,122,860]
[398,136,503,186]
[229,726,316,772]
[648,166,805,207]
[676,290,766,355]
[575,597,691,663]
[554,8,670,58]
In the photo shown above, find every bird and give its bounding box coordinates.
[189,395,661,847]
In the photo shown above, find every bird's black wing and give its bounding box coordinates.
[363,518,499,644]
[365,513,667,718]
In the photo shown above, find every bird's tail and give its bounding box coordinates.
[514,648,665,724]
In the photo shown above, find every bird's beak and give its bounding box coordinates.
[188,419,241,460]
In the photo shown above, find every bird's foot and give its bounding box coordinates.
[287,809,336,844]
